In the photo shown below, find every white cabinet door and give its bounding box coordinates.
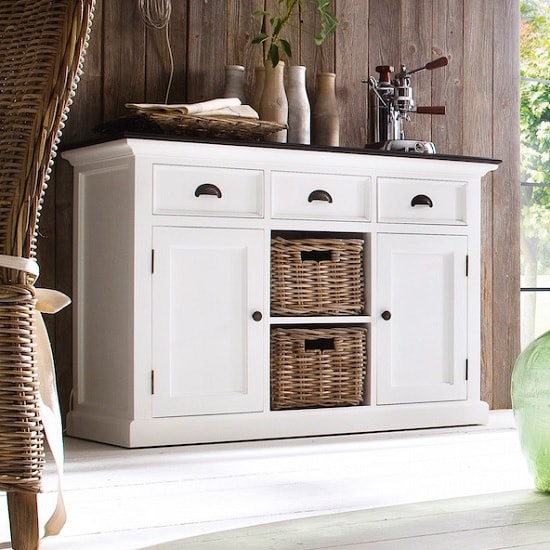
[152,227,264,417]
[376,233,468,404]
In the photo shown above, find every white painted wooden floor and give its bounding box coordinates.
[0,410,540,549]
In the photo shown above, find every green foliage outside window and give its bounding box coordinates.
[520,0,550,343]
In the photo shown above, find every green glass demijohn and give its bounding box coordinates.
[511,329,550,492]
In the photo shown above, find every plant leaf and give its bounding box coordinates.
[269,43,280,67]
[250,0,339,62]
[280,39,292,58]
[272,17,284,36]
[251,33,268,44]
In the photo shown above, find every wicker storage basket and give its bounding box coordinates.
[271,237,365,316]
[271,327,367,410]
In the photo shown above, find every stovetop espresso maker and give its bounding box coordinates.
[363,56,448,153]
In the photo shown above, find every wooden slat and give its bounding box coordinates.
[400,0,434,143]
[144,1,188,103]
[335,1,369,148]
[187,0,227,102]
[299,0,335,75]
[431,0,463,155]
[463,1,494,158]
[165,1,188,104]
[368,0,401,71]
[491,0,521,409]
[62,0,104,140]
[367,1,401,145]
[463,0,495,406]
[103,0,145,119]
[226,0,264,103]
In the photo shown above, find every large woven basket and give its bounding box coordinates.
[271,327,367,410]
[271,236,365,316]
[0,0,95,494]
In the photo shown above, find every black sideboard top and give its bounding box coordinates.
[62,125,501,166]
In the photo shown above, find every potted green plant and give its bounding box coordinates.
[252,0,338,67]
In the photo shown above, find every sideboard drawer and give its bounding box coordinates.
[152,164,263,217]
[377,177,468,225]
[271,171,370,221]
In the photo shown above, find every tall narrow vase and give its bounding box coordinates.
[311,72,339,146]
[512,329,550,492]
[286,65,310,144]
[222,64,246,103]
[250,65,265,113]
[259,61,288,143]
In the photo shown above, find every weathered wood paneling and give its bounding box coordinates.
[187,1,227,101]
[491,0,521,409]
[227,0,264,99]
[335,1,369,147]
[145,1,187,103]
[400,0,434,143]
[46,0,520,420]
[104,2,145,119]
[432,0,463,153]
[463,0,495,406]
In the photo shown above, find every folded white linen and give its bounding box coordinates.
[127,97,240,114]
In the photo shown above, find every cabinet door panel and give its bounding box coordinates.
[377,233,468,404]
[152,227,264,416]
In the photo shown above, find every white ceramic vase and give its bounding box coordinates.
[286,65,310,144]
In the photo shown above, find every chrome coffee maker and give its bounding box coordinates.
[364,56,448,153]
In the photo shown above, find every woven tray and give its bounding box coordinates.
[126,105,287,140]
[271,237,365,316]
[271,327,367,410]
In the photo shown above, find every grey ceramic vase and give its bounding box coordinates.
[222,64,246,102]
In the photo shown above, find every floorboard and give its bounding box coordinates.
[0,410,538,549]
[149,491,550,549]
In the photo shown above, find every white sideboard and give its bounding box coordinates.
[62,138,499,447]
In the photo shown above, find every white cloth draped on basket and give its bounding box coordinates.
[126,98,259,118]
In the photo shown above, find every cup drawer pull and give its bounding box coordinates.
[411,194,433,208]
[308,189,333,203]
[195,183,222,198]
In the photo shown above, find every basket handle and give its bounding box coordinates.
[305,337,335,351]
[195,183,222,198]
[301,250,333,263]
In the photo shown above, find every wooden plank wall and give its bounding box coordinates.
[40,0,520,420]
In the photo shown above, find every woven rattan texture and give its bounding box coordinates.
[271,237,365,316]
[127,108,288,140]
[0,0,95,493]
[0,284,43,492]
[0,0,94,265]
[271,327,367,410]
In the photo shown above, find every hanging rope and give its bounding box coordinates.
[138,0,174,103]
[138,0,171,28]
